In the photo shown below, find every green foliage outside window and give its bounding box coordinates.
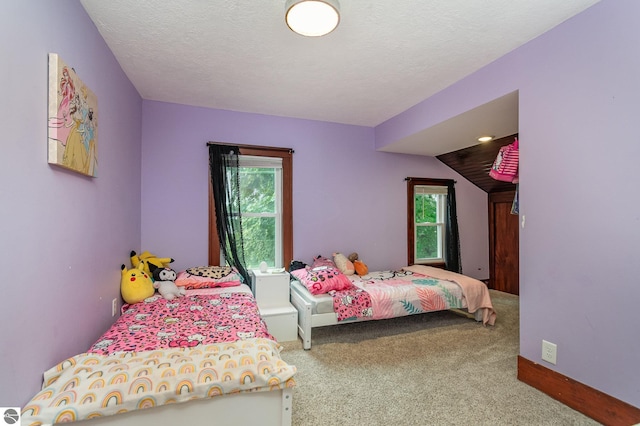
[242,216,276,268]
[239,168,275,214]
[237,167,277,268]
[415,194,438,259]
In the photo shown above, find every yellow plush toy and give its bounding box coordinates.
[130,250,174,277]
[120,263,155,304]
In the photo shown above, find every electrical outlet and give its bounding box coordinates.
[542,340,557,364]
[112,298,118,317]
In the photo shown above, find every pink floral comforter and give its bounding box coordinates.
[329,269,468,322]
[89,290,274,355]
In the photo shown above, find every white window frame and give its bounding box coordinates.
[220,156,283,269]
[413,184,447,265]
[238,155,283,269]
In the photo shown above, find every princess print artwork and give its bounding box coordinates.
[48,53,98,177]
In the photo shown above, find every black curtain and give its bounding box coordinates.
[444,181,462,273]
[208,144,251,286]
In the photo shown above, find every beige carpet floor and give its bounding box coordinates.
[279,290,599,426]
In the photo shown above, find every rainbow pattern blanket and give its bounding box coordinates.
[22,338,296,425]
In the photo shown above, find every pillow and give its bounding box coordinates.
[333,252,355,275]
[311,255,337,269]
[290,266,353,295]
[175,266,243,290]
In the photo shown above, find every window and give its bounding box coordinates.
[236,156,282,268]
[407,178,456,268]
[413,185,447,263]
[209,145,293,270]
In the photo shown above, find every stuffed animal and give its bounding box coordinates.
[130,250,174,277]
[348,252,369,276]
[150,265,185,300]
[333,252,355,275]
[120,264,155,304]
[289,260,308,272]
[312,255,335,269]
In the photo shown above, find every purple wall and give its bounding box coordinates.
[8,0,634,413]
[0,1,142,406]
[378,0,639,408]
[141,102,489,278]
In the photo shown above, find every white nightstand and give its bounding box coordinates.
[250,269,298,342]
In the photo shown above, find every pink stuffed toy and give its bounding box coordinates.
[333,252,355,275]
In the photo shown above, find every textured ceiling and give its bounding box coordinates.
[80,0,599,153]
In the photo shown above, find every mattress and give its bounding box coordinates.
[89,283,273,355]
[290,278,335,314]
[290,266,494,350]
[291,268,471,322]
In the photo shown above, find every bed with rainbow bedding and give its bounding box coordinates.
[290,264,496,350]
[21,285,296,426]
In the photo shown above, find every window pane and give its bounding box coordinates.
[241,216,276,268]
[221,216,243,265]
[416,225,438,259]
[415,194,437,223]
[238,168,275,213]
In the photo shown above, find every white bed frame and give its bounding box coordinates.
[71,387,293,426]
[39,283,294,426]
[290,286,482,350]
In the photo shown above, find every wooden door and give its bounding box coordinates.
[489,190,519,295]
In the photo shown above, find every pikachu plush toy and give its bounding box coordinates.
[120,263,155,304]
[130,250,174,276]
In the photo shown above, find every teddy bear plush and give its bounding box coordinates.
[348,252,369,276]
[120,264,155,304]
[150,266,185,300]
[130,250,174,276]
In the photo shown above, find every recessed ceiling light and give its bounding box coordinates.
[478,136,494,142]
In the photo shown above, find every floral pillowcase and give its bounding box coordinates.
[290,265,352,295]
[175,266,243,290]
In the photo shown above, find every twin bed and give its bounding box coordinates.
[22,284,296,426]
[290,263,496,350]
[21,262,495,424]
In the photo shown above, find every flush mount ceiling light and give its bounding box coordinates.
[478,136,494,142]
[285,0,340,37]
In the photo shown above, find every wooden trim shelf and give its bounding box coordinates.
[517,356,640,425]
[207,141,294,154]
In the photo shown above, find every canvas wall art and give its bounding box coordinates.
[48,53,98,177]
